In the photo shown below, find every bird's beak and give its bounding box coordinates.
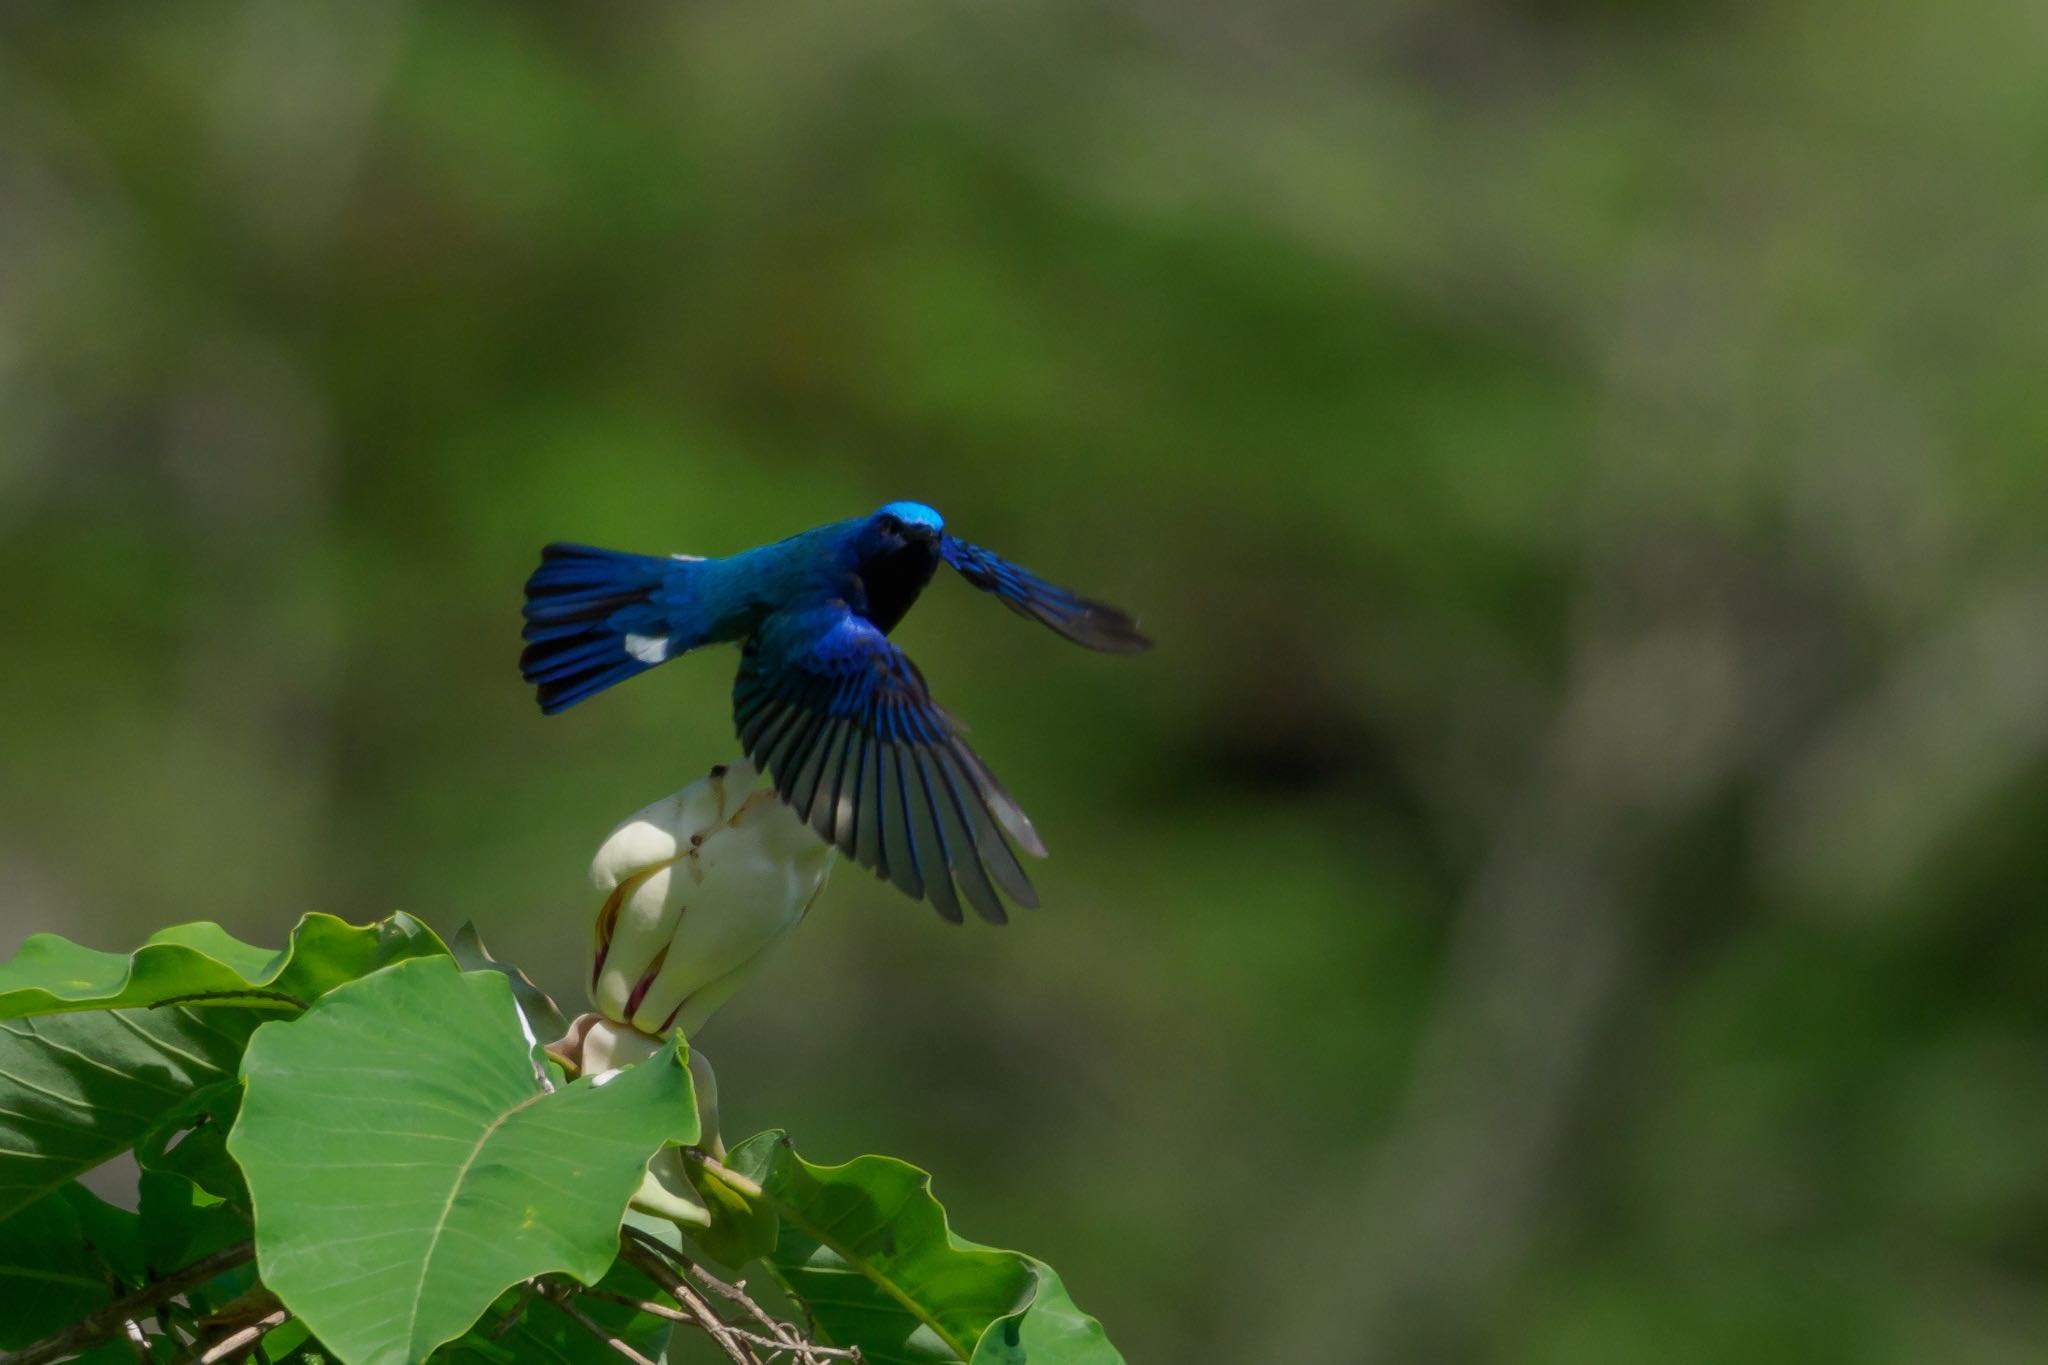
[905,524,940,544]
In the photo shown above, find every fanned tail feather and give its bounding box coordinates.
[521,543,678,713]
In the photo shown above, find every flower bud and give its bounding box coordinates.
[589,758,834,1037]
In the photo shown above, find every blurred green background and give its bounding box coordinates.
[5,1,2048,1360]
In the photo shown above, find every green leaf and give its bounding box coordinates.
[0,913,446,1018]
[0,914,448,1222]
[227,956,699,1365]
[62,1183,146,1287]
[0,1006,258,1220]
[0,1185,117,1347]
[723,1133,1122,1365]
[967,1262,1120,1365]
[0,1185,150,1353]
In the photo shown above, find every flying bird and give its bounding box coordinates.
[521,501,1150,923]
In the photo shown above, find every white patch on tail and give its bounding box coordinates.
[624,633,671,664]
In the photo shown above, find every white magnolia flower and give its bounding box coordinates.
[588,758,835,1038]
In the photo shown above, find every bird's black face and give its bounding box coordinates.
[855,515,942,634]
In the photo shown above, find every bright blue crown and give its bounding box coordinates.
[879,500,945,532]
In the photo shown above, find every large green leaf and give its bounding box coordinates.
[0,1185,125,1347]
[0,1006,257,1220]
[721,1133,1122,1365]
[0,913,446,1018]
[0,913,446,1222]
[228,956,699,1365]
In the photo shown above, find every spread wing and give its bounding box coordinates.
[940,536,1151,654]
[732,604,1043,924]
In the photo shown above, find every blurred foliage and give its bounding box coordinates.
[3,0,2047,1360]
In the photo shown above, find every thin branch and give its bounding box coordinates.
[537,1281,662,1365]
[724,1327,862,1362]
[196,1310,290,1365]
[193,1289,285,1335]
[620,1226,846,1362]
[619,1223,688,1268]
[0,1240,256,1365]
[578,1288,695,1324]
[617,1242,764,1365]
[681,1261,755,1310]
[624,1229,746,1303]
[618,1225,696,1290]
[669,1148,849,1352]
[579,1286,859,1360]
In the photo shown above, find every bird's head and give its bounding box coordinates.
[866,500,945,549]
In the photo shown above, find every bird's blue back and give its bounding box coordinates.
[650,520,856,645]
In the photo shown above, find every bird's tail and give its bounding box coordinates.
[520,543,682,714]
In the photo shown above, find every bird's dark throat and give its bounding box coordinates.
[858,541,941,634]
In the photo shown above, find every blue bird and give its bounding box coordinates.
[521,501,1150,924]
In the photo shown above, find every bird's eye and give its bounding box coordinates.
[878,514,902,534]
